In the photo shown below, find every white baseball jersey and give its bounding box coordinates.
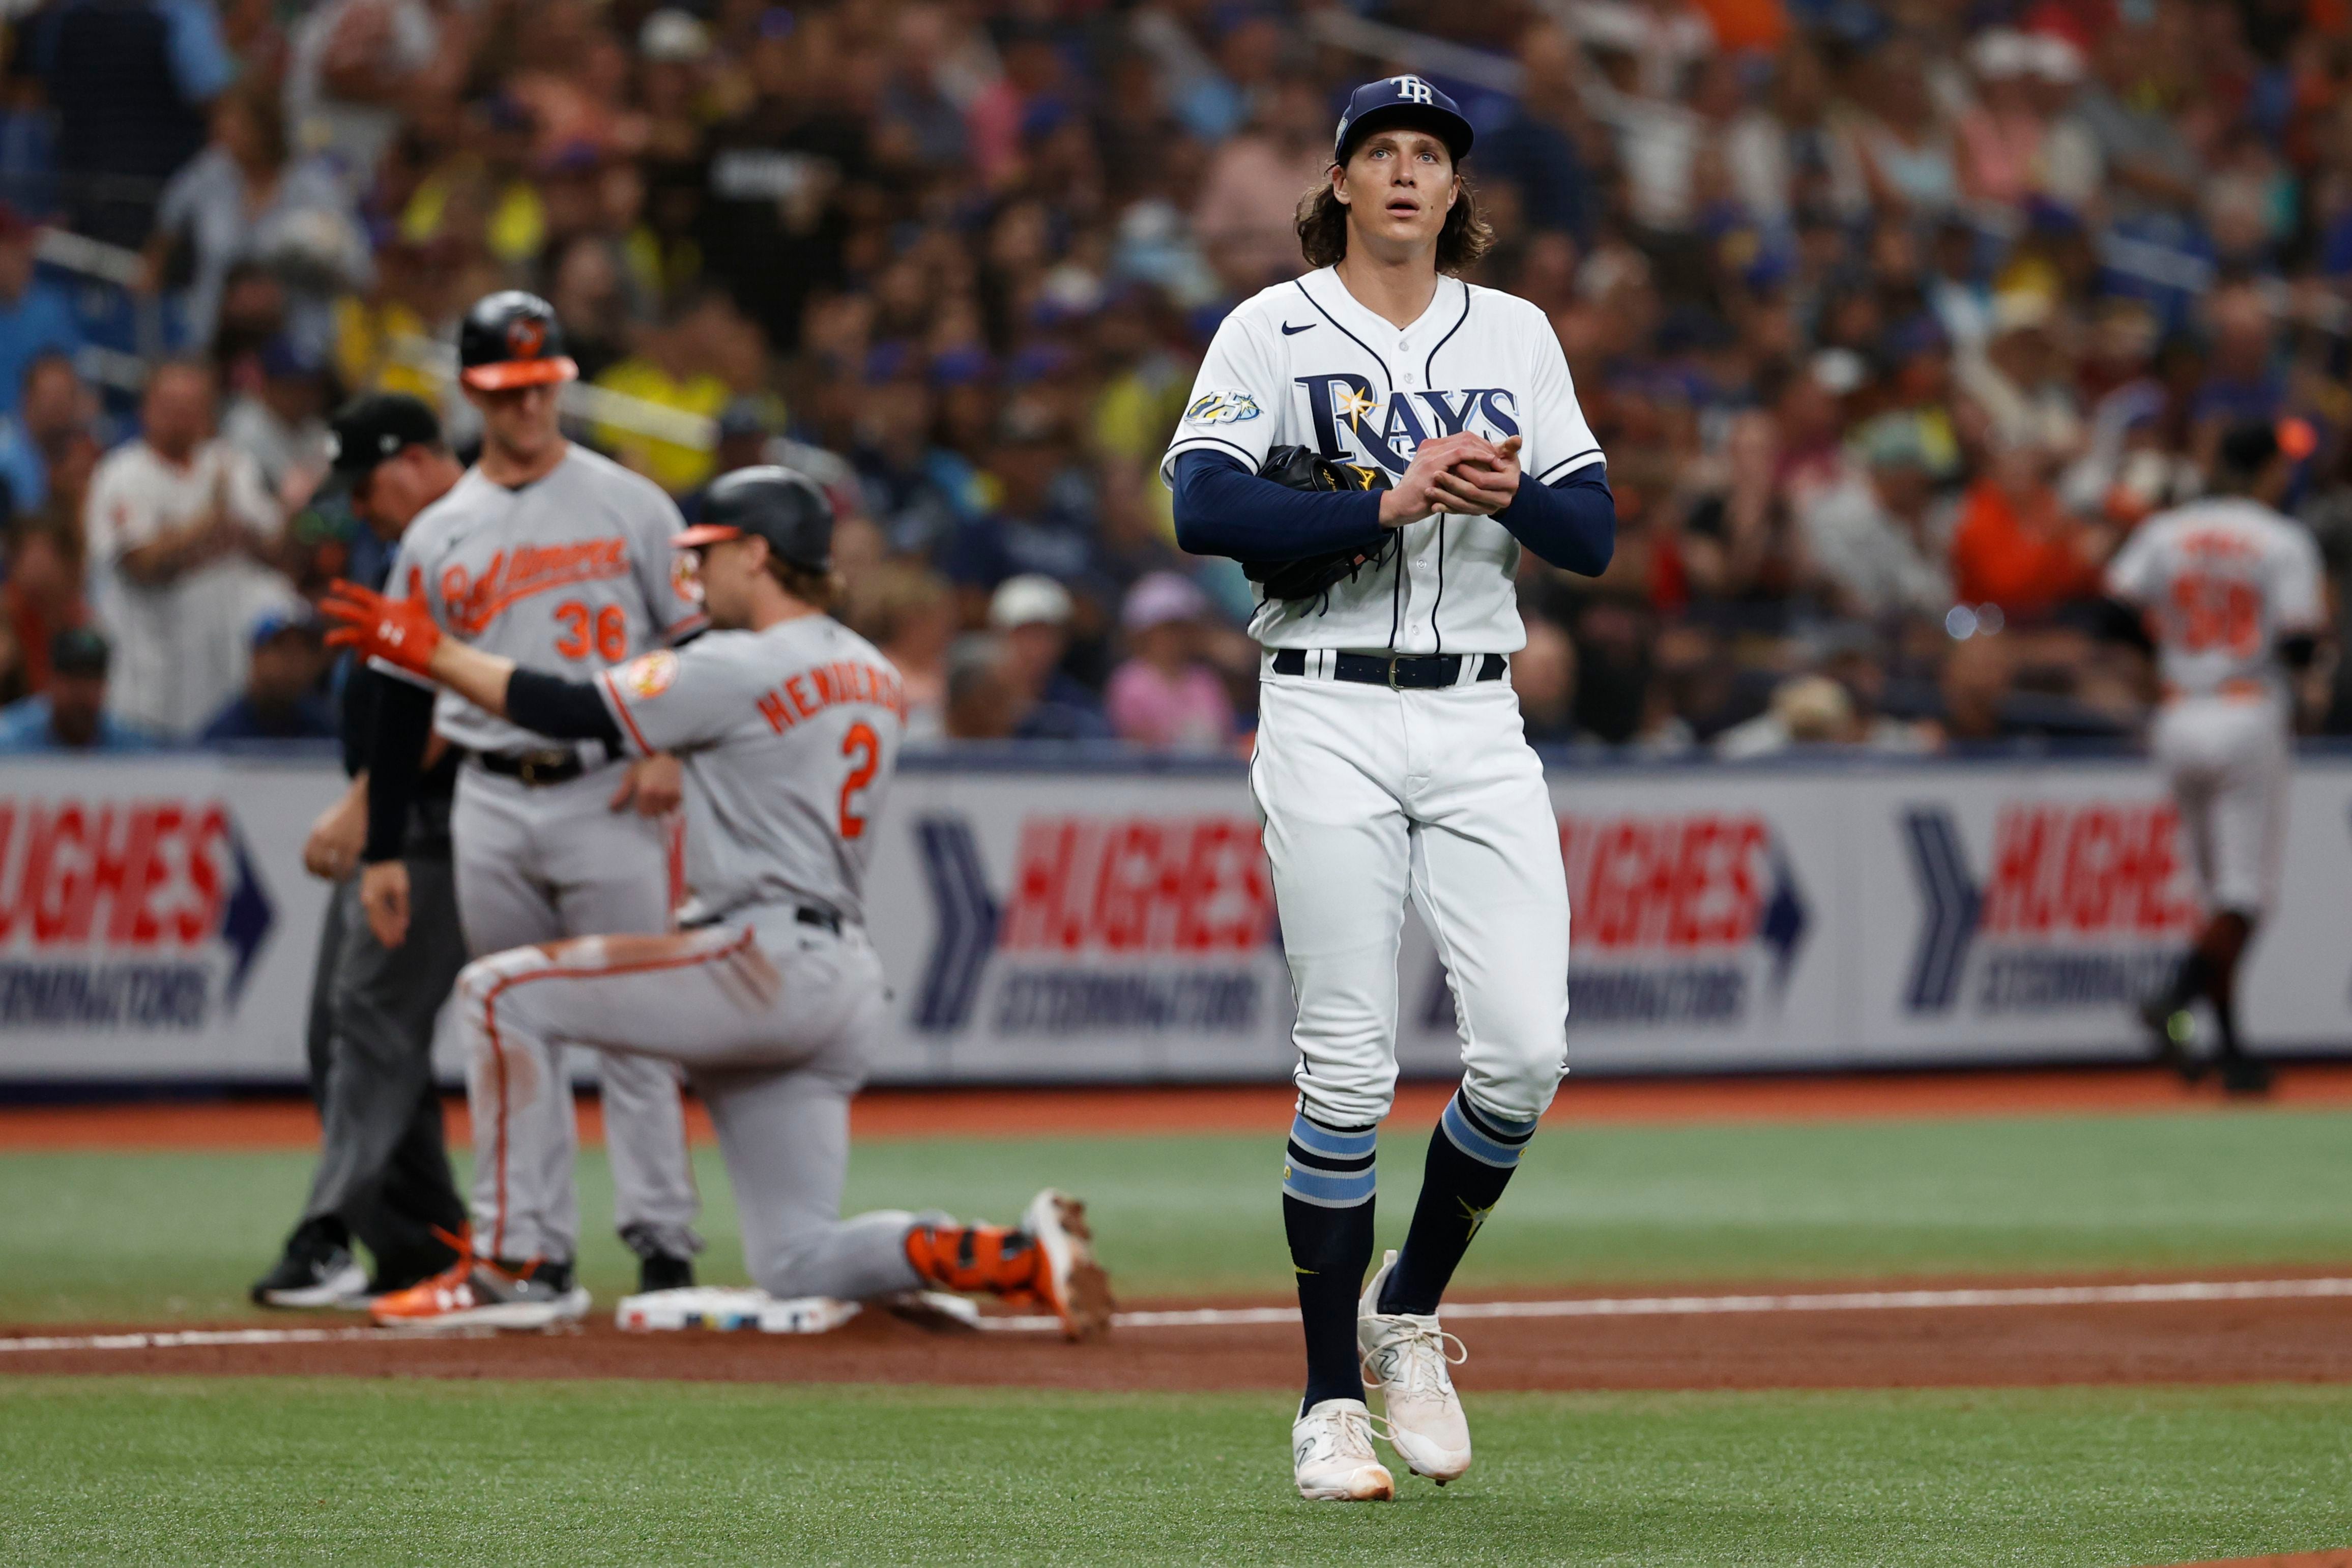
[2105,498,2323,701]
[84,438,293,738]
[383,444,706,752]
[597,616,907,924]
[1161,268,1602,655]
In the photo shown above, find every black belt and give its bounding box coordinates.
[682,905,842,936]
[471,748,586,787]
[1271,649,1507,689]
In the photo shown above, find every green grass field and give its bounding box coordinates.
[3,1378,2348,1565]
[4,1103,2349,1564]
[5,1107,2350,1322]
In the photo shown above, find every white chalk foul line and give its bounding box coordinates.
[5,1277,2349,1352]
[975,1275,2352,1335]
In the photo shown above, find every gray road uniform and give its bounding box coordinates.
[379,444,707,1260]
[452,615,927,1299]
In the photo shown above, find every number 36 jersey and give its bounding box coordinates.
[597,617,908,925]
[383,445,707,753]
[2105,498,2322,702]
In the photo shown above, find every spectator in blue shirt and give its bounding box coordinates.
[0,627,154,751]
[200,609,336,742]
[989,573,1113,742]
[0,209,80,421]
[0,351,93,516]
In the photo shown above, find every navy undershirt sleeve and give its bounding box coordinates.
[1495,466,1615,577]
[506,668,625,748]
[1170,450,1388,562]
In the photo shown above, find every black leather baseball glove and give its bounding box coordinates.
[1240,445,1398,603]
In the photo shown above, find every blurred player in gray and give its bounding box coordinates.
[251,394,468,1306]
[360,293,704,1290]
[327,467,1110,1336]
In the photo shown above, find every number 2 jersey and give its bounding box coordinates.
[2104,498,2322,703]
[596,616,908,925]
[383,444,707,752]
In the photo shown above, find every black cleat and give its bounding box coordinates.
[251,1218,368,1309]
[638,1252,695,1292]
[2139,998,2204,1084]
[2219,1057,2274,1097]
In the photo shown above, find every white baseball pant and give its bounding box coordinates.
[454,910,922,1299]
[451,761,701,1260]
[1250,670,1571,1129]
[2152,694,2291,917]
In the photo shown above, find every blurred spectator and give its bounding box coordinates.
[1513,615,1583,745]
[1480,22,1600,245]
[940,399,1103,614]
[1679,409,1811,630]
[0,351,96,518]
[1192,79,1329,295]
[200,608,335,741]
[0,627,152,751]
[1802,414,1954,622]
[0,206,81,422]
[1717,673,1862,757]
[0,513,87,701]
[865,564,957,742]
[1105,572,1234,753]
[18,0,230,246]
[220,338,334,510]
[84,360,295,740]
[1949,437,2106,618]
[941,630,1020,741]
[989,573,1112,742]
[593,292,734,495]
[283,0,458,194]
[149,80,368,359]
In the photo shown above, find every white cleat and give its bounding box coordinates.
[1358,1248,1472,1484]
[1292,1398,1395,1501]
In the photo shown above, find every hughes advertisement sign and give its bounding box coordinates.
[3,750,2348,1082]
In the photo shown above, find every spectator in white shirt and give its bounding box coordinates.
[84,360,297,739]
[1800,412,1956,623]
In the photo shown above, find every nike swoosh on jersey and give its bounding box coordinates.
[1281,322,1315,335]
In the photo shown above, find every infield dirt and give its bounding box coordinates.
[10,1265,2352,1391]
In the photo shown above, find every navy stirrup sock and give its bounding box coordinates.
[1380,1089,1537,1316]
[1282,1112,1378,1412]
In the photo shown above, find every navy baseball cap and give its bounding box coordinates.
[1333,74,1473,167]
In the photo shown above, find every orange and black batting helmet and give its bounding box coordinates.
[457,291,579,391]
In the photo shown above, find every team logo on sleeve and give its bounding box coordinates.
[1184,390,1262,425]
[621,650,679,700]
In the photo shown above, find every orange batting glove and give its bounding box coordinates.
[322,578,442,678]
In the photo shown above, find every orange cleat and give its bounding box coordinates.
[369,1248,589,1331]
[903,1188,1113,1340]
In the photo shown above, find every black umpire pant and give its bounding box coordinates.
[299,858,469,1279]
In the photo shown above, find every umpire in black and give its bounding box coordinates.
[251,395,471,1305]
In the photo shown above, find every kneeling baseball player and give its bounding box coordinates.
[323,467,1111,1337]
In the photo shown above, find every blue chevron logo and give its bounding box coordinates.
[218,815,273,1007]
[1901,807,1983,1013]
[913,816,1001,1031]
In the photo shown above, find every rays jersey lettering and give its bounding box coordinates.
[382,445,708,753]
[1164,268,1602,656]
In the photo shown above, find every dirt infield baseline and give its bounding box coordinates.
[7,1269,2351,1391]
[10,1066,2352,1152]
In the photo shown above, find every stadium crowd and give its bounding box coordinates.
[1,0,2350,756]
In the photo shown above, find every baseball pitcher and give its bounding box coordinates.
[1164,76,1613,1500]
[2107,418,2325,1095]
[362,292,705,1289]
[327,467,1111,1337]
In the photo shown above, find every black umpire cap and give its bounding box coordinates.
[323,393,442,493]
[1332,74,1474,167]
[457,291,578,391]
[676,466,834,573]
